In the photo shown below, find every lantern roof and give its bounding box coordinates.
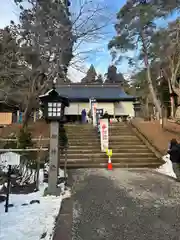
[39,88,69,107]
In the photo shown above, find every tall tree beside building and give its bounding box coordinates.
[96,74,103,84]
[105,65,125,84]
[108,1,163,117]
[0,27,27,106]
[108,0,180,118]
[81,64,97,83]
[105,65,117,83]
[11,0,74,127]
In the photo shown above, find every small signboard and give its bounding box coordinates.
[0,152,20,166]
[96,108,103,116]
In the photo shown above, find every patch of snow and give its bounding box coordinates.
[0,165,8,173]
[156,154,176,179]
[39,169,44,184]
[0,174,71,240]
[44,163,67,178]
[39,89,54,97]
[59,168,68,178]
[73,200,82,222]
[62,186,71,200]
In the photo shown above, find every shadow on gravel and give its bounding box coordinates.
[72,171,180,240]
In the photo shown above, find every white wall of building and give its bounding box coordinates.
[65,101,134,117]
[114,101,135,117]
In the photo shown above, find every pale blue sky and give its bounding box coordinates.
[0,1,20,27]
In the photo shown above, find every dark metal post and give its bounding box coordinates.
[5,165,11,213]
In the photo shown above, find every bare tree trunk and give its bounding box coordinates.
[141,32,162,118]
[167,77,175,118]
[23,101,33,129]
[145,97,149,119]
[161,69,175,118]
[147,64,162,118]
[170,77,180,119]
[170,96,175,118]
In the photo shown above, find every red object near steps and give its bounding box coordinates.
[107,157,113,170]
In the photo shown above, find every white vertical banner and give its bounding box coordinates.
[92,102,97,126]
[100,119,109,152]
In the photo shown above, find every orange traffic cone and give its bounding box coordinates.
[107,156,113,170]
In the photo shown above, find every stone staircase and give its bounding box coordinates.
[109,122,164,168]
[59,124,104,168]
[59,122,164,168]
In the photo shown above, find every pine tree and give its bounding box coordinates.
[81,64,97,83]
[12,0,74,127]
[108,1,163,116]
[105,65,125,84]
[96,74,103,84]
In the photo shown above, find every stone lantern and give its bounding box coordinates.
[39,86,69,195]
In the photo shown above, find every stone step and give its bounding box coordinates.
[67,145,100,149]
[67,138,140,143]
[109,125,128,129]
[67,145,148,150]
[109,143,144,147]
[67,141,99,146]
[65,127,94,130]
[109,125,128,128]
[66,129,96,132]
[67,139,141,144]
[65,148,151,154]
[109,130,133,136]
[105,148,152,153]
[67,134,98,138]
[67,135,139,140]
[60,156,159,162]
[59,162,163,169]
[65,152,155,159]
[66,131,96,134]
[66,124,93,127]
[109,130,130,133]
[66,134,97,137]
[110,139,142,144]
[110,135,139,140]
[67,138,99,142]
[67,133,135,138]
[64,149,101,154]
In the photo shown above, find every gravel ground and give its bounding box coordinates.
[71,168,180,240]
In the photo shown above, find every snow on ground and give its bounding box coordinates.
[0,169,71,240]
[156,154,176,178]
[44,163,67,178]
